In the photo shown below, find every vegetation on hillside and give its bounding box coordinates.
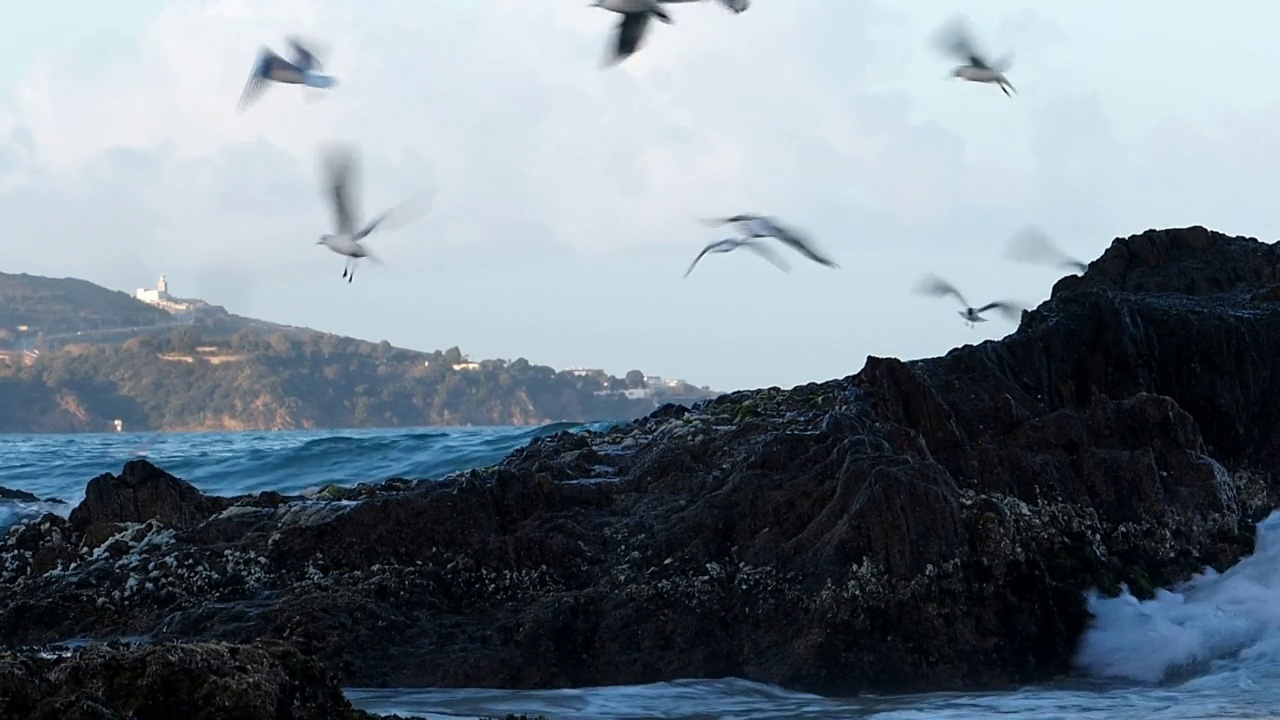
[0,272,174,338]
[0,327,712,432]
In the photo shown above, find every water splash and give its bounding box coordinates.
[1076,510,1280,685]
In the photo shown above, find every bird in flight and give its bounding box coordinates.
[915,274,1023,327]
[239,37,337,111]
[592,0,674,65]
[935,18,1015,97]
[316,145,432,284]
[699,214,839,269]
[1005,226,1089,273]
[683,237,790,278]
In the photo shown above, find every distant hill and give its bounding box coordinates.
[0,272,718,433]
[0,272,174,340]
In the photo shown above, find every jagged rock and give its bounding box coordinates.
[68,459,229,535]
[0,487,41,503]
[2,225,1279,696]
[0,641,385,720]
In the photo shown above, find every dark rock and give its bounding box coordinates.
[0,487,41,503]
[2,225,1279,697]
[0,641,386,720]
[68,459,229,535]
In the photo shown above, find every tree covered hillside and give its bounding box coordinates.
[0,327,711,432]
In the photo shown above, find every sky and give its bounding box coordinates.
[2,0,1279,393]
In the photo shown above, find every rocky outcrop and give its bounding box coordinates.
[2,225,1279,696]
[0,641,384,720]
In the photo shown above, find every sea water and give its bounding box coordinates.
[2,426,1280,719]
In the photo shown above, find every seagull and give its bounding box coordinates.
[1005,226,1088,273]
[316,145,429,284]
[699,214,839,269]
[683,238,790,278]
[238,37,337,111]
[592,0,674,64]
[935,18,1015,97]
[915,274,1023,327]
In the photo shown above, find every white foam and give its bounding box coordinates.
[1076,510,1280,684]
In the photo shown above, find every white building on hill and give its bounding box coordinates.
[135,275,193,313]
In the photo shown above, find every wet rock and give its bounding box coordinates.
[68,459,229,535]
[0,640,386,720]
[0,487,41,503]
[2,225,1280,696]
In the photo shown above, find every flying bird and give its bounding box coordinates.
[316,145,432,283]
[915,274,1023,327]
[699,214,839,269]
[935,18,1015,97]
[238,37,337,111]
[683,238,790,278]
[592,0,674,64]
[1005,226,1088,273]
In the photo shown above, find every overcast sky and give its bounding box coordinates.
[2,0,1277,392]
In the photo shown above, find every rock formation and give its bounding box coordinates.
[2,225,1278,696]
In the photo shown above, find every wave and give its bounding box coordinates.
[0,422,613,528]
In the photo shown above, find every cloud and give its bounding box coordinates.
[3,0,1278,391]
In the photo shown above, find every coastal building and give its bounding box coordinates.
[135,275,194,314]
[452,361,480,371]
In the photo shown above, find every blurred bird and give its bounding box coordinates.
[916,274,1023,327]
[700,214,839,269]
[683,237,790,278]
[316,144,432,283]
[239,37,337,111]
[592,0,674,64]
[1005,226,1088,273]
[935,17,1015,97]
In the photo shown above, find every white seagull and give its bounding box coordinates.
[316,145,430,284]
[1005,226,1088,274]
[935,18,1015,98]
[916,274,1023,328]
[699,214,839,269]
[239,37,337,111]
[683,237,790,278]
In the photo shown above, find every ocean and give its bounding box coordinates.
[3,427,1280,719]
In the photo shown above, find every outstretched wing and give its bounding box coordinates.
[916,273,969,307]
[237,48,281,111]
[934,16,988,67]
[976,301,1023,321]
[322,145,359,235]
[1006,227,1086,272]
[683,239,734,278]
[612,13,652,64]
[287,36,323,72]
[741,240,791,273]
[770,222,839,269]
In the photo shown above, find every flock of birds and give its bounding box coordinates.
[235,6,1084,325]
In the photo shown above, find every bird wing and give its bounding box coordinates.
[917,274,969,307]
[697,214,759,229]
[613,13,652,63]
[976,301,1023,321]
[237,48,281,111]
[323,146,359,235]
[934,17,988,67]
[683,239,734,278]
[287,36,323,72]
[741,240,791,273]
[1006,227,1085,271]
[770,222,839,269]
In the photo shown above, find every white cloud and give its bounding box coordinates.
[3,0,1279,390]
